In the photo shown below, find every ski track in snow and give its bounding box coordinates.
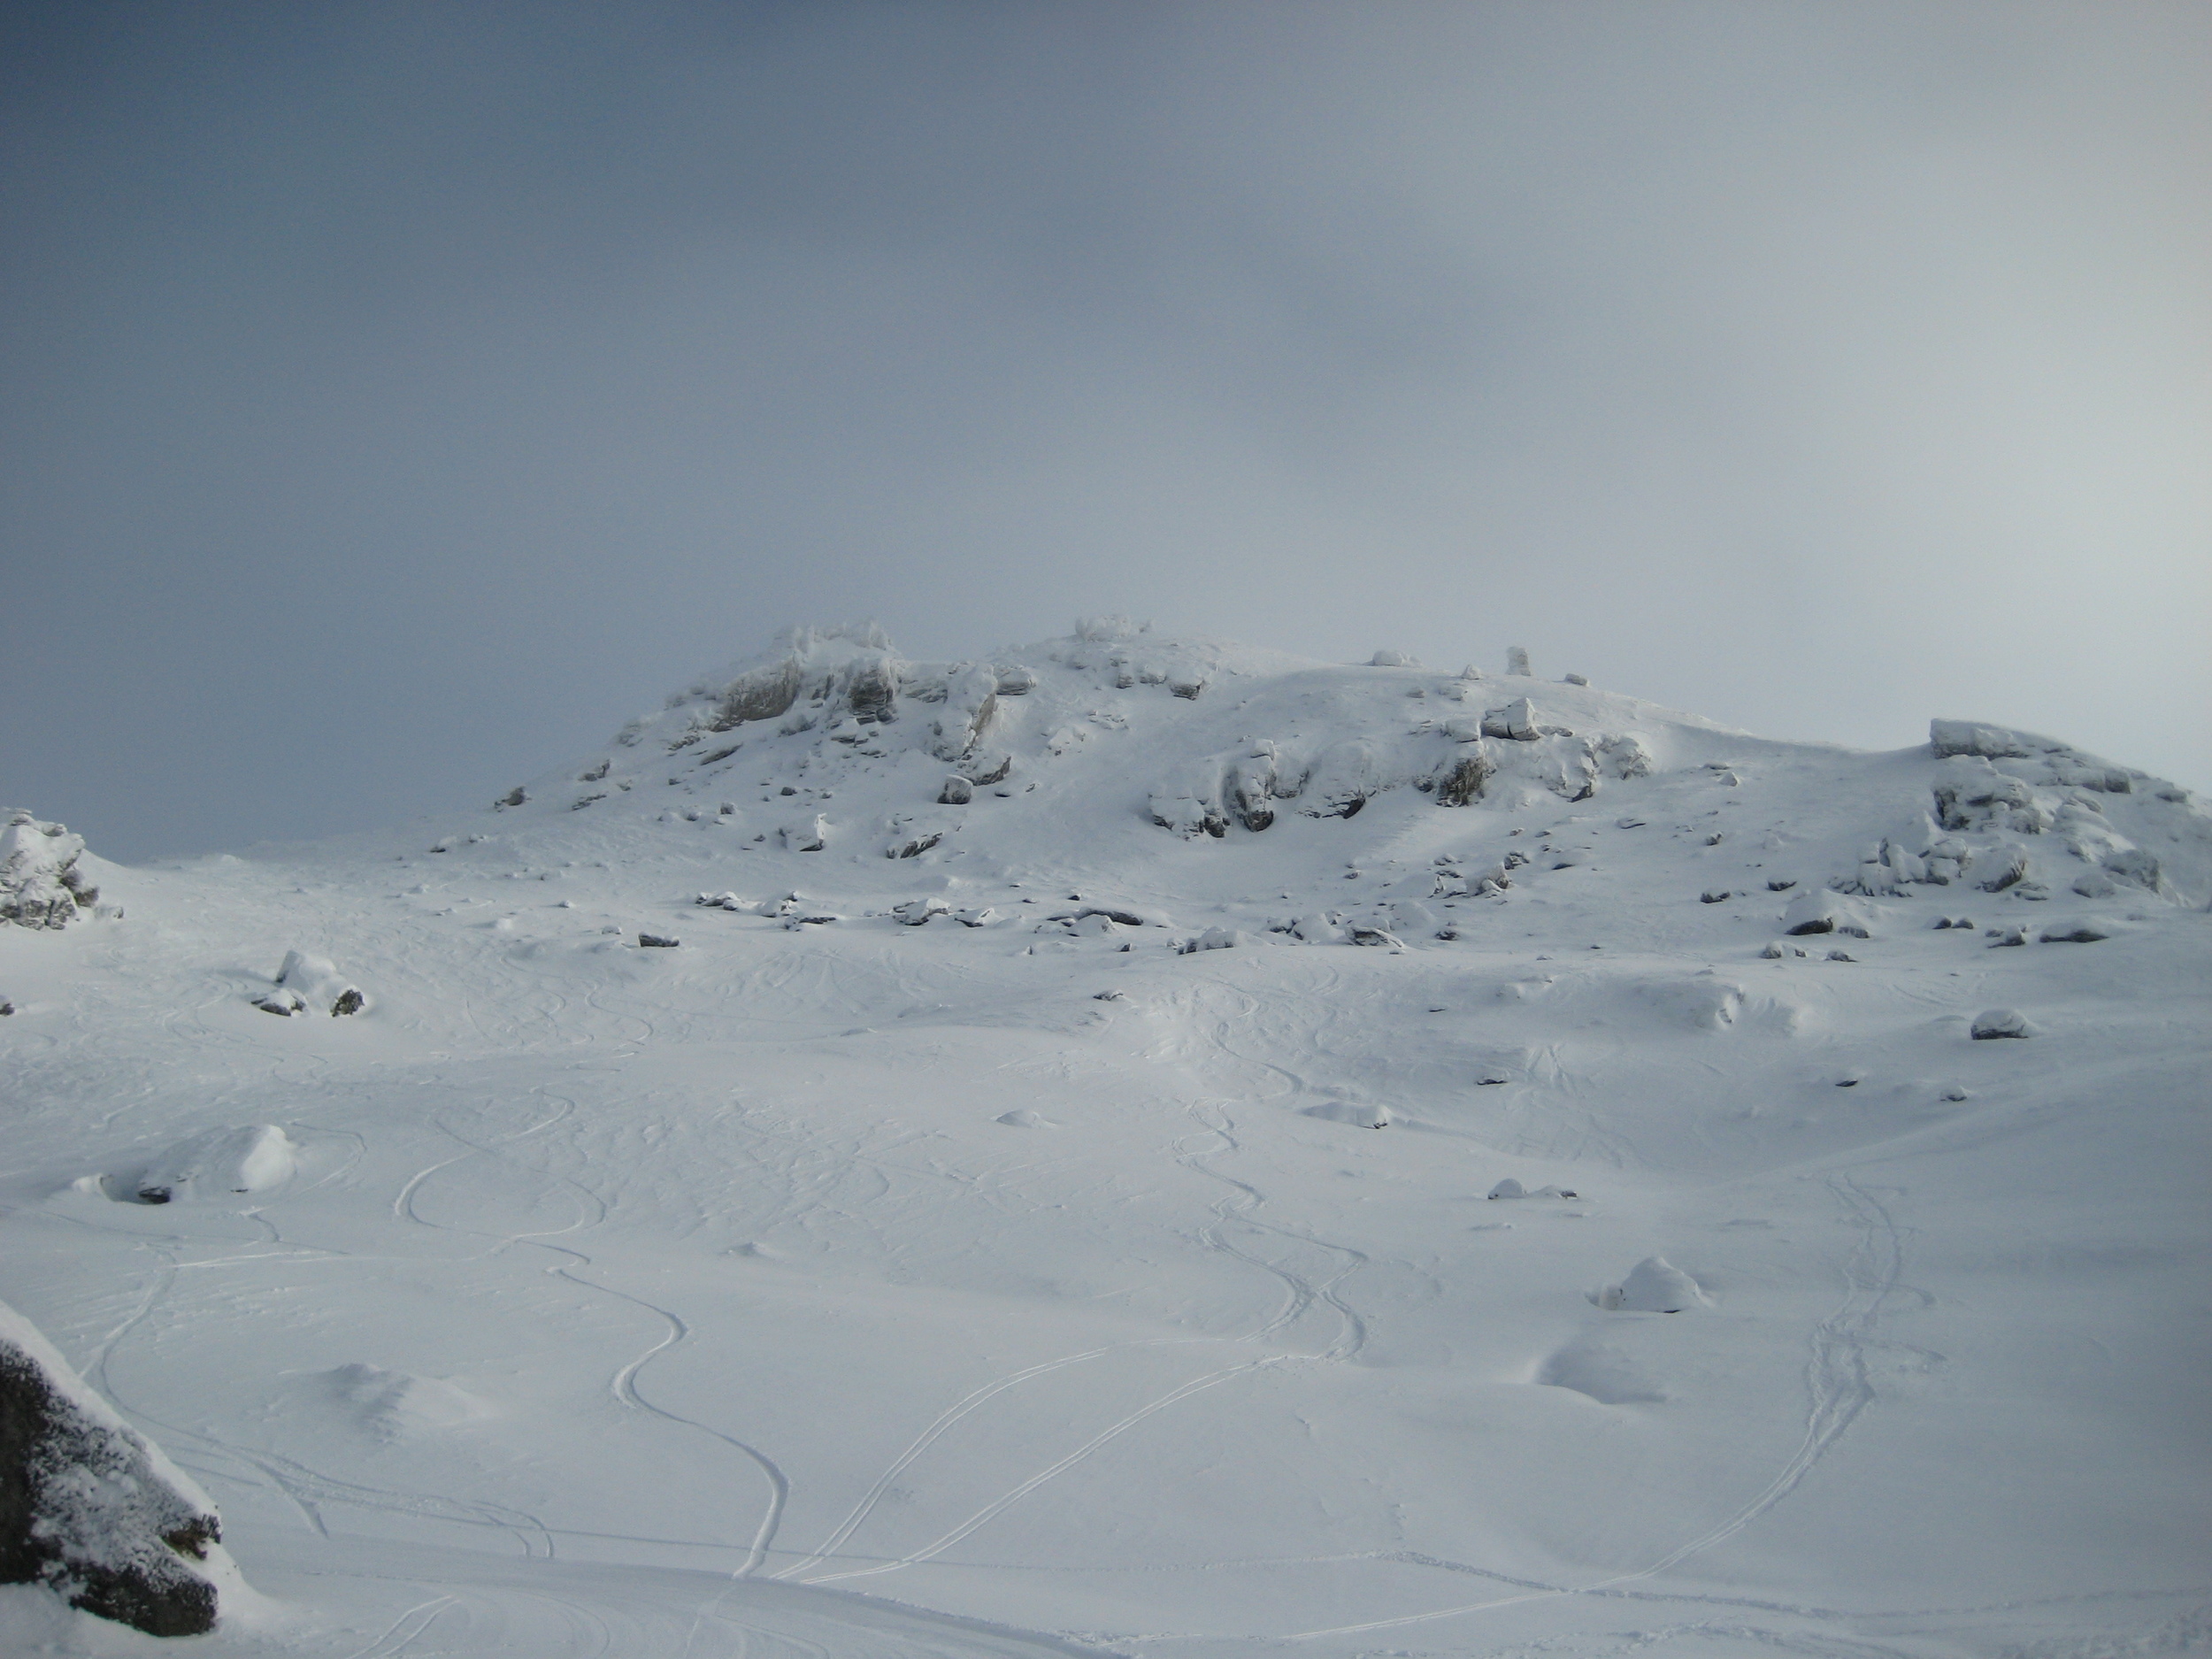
[1263,1170,1910,1644]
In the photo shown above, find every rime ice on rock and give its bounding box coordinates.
[0,812,100,930]
[1506,646,1532,677]
[0,1300,235,1635]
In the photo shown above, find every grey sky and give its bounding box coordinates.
[4,1,2206,862]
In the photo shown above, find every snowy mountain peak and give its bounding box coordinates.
[472,625,2208,937]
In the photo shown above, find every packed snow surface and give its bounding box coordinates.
[2,625,2207,1656]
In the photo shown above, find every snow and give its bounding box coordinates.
[1,624,2207,1655]
[127,1126,299,1204]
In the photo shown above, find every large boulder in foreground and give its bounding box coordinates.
[0,1300,233,1635]
[0,812,99,930]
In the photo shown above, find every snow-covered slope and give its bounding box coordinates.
[2,625,2207,1657]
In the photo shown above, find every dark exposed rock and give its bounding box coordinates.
[845,659,900,725]
[965,755,1013,787]
[1,1302,225,1636]
[494,787,526,809]
[1433,752,1494,808]
[638,933,680,949]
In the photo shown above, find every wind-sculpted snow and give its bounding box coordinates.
[1,624,2207,1656]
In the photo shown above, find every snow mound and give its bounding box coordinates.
[1599,1256,1709,1312]
[1537,1340,1667,1403]
[1487,1179,1578,1200]
[323,1364,487,1440]
[127,1126,298,1204]
[1302,1099,1391,1128]
[0,811,100,930]
[0,1299,234,1635]
[1636,973,1747,1031]
[1970,1008,2039,1041]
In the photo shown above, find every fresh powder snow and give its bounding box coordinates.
[1,624,2206,1656]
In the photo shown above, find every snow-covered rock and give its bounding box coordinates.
[271,951,365,1017]
[0,1300,236,1635]
[1601,1256,1709,1313]
[0,812,99,931]
[1782,891,1877,938]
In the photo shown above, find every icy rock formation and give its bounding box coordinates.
[0,1301,230,1635]
[0,812,99,930]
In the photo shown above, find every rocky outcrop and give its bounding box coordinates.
[1433,749,1494,807]
[1,1301,229,1635]
[704,657,806,731]
[1,812,99,931]
[1929,719,2050,761]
